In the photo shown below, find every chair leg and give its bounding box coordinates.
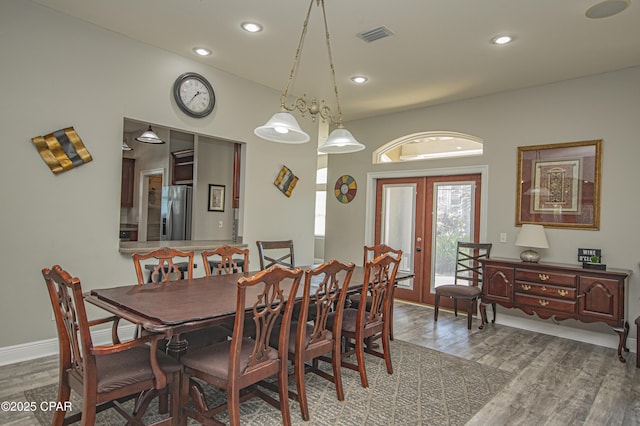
[354,336,368,388]
[295,355,310,421]
[332,342,345,401]
[382,325,393,375]
[491,302,497,323]
[453,298,458,316]
[278,363,292,426]
[228,387,241,426]
[434,294,440,322]
[82,392,98,426]
[467,300,474,330]
[53,381,71,426]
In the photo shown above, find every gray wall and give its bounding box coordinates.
[0,1,317,347]
[325,66,640,336]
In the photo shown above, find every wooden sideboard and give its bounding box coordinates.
[479,258,630,363]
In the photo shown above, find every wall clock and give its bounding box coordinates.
[334,175,357,203]
[173,72,215,118]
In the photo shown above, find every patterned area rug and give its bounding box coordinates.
[25,340,513,425]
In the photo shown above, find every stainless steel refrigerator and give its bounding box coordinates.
[160,185,192,240]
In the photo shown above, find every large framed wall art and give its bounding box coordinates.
[516,140,602,230]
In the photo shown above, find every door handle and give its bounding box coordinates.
[416,247,422,252]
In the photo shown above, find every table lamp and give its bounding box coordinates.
[515,224,549,262]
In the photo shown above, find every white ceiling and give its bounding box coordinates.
[32,0,640,121]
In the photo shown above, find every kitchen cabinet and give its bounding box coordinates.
[171,149,194,185]
[120,157,135,207]
[479,258,630,362]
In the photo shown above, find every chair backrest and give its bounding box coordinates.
[132,247,195,284]
[360,252,402,327]
[202,245,250,276]
[297,259,356,350]
[42,265,94,381]
[454,242,492,287]
[363,243,402,265]
[230,265,303,380]
[256,240,295,270]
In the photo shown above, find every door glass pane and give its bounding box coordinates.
[380,184,415,289]
[432,182,474,289]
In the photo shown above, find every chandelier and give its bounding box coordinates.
[254,0,365,154]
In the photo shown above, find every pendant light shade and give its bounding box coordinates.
[135,125,165,144]
[254,112,310,144]
[318,127,365,154]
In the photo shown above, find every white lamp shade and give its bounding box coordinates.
[515,224,549,249]
[135,126,164,144]
[317,127,365,154]
[254,112,310,144]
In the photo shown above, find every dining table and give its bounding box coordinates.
[85,265,412,355]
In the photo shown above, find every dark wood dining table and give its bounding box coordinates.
[85,265,412,355]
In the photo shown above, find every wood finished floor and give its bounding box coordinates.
[1,302,639,425]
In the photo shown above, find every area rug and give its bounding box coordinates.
[25,340,513,425]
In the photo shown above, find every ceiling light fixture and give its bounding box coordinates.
[254,0,365,154]
[192,47,211,56]
[490,35,513,45]
[351,76,368,84]
[135,125,165,144]
[121,138,133,151]
[241,22,263,33]
[585,0,629,18]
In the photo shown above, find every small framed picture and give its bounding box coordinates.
[208,184,225,212]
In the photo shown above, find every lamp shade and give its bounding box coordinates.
[254,112,310,144]
[317,127,365,154]
[135,126,164,144]
[515,224,549,249]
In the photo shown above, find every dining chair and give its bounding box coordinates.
[42,264,181,426]
[267,259,355,421]
[180,265,304,426]
[329,251,401,388]
[132,246,195,284]
[349,243,403,340]
[256,239,295,270]
[434,241,493,329]
[202,244,249,276]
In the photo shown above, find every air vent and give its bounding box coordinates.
[357,26,394,43]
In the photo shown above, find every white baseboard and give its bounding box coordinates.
[0,324,136,367]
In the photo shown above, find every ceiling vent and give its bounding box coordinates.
[357,26,394,43]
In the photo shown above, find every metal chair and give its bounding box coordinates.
[256,240,295,270]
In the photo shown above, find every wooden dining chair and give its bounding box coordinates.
[42,264,181,426]
[132,246,195,284]
[434,241,492,329]
[202,244,249,276]
[267,259,355,421]
[350,244,403,340]
[180,265,303,426]
[256,239,295,270]
[329,252,401,388]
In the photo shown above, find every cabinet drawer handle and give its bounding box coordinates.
[521,284,531,291]
[538,300,549,307]
[541,286,547,291]
[558,289,569,297]
[539,274,549,281]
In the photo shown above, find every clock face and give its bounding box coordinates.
[173,73,215,118]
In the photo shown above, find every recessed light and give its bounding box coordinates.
[586,0,629,18]
[351,76,368,84]
[490,35,513,45]
[241,22,263,33]
[192,47,211,56]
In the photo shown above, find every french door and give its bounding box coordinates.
[375,174,481,305]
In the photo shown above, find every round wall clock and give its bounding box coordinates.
[173,72,215,118]
[334,175,357,204]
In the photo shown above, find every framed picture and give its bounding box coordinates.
[516,140,602,230]
[208,184,225,212]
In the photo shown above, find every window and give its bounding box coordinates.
[373,131,483,164]
[314,157,328,236]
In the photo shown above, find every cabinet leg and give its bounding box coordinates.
[613,321,629,363]
[479,302,487,330]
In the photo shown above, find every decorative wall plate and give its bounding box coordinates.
[335,175,357,203]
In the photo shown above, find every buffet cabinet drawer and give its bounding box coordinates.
[515,269,576,287]
[515,293,576,314]
[515,282,576,300]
